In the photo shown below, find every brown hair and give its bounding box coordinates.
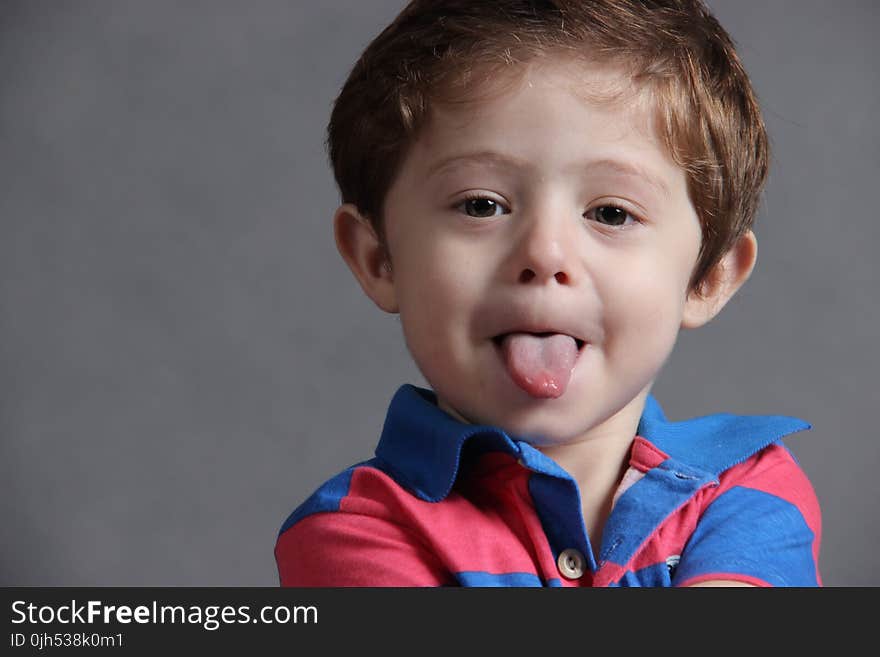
[327,0,769,292]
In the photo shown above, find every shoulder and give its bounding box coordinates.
[673,441,823,586]
[715,442,821,530]
[274,460,453,586]
[276,459,413,537]
[638,397,819,527]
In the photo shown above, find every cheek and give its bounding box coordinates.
[394,232,487,311]
[601,260,689,360]
[394,247,484,353]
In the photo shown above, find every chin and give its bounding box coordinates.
[480,404,587,445]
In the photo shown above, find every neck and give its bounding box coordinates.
[536,388,650,552]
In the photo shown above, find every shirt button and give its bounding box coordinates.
[557,548,586,580]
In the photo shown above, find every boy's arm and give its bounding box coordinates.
[274,464,456,587]
[687,580,755,587]
[275,510,451,586]
[672,443,822,588]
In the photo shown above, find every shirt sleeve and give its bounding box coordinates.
[274,464,454,587]
[275,510,452,586]
[673,443,822,587]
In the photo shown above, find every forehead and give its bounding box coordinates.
[400,56,677,188]
[434,55,652,122]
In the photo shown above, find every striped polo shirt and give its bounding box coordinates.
[276,384,821,586]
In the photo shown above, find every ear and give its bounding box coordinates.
[681,229,757,329]
[333,203,399,313]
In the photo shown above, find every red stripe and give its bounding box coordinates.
[629,436,669,472]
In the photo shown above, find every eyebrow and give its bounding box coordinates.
[426,150,532,179]
[583,158,671,197]
[425,150,671,197]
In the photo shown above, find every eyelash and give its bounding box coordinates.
[583,204,641,228]
[454,193,643,228]
[456,193,509,219]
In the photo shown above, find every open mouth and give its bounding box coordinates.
[492,332,586,350]
[491,331,584,399]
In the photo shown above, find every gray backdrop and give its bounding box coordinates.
[1,1,877,586]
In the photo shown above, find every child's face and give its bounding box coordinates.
[378,58,703,445]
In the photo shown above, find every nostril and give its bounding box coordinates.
[519,269,536,283]
[518,269,569,284]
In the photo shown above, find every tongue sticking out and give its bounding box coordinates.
[499,332,579,398]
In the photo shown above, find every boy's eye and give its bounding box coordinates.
[458,196,507,218]
[587,205,636,227]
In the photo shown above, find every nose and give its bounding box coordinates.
[511,212,577,286]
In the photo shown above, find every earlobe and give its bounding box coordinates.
[681,230,758,329]
[333,203,399,313]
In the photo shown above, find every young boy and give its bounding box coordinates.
[275,0,822,587]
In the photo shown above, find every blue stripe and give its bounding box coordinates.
[610,560,675,587]
[455,571,562,587]
[672,486,818,586]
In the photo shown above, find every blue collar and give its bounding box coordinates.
[375,384,810,502]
